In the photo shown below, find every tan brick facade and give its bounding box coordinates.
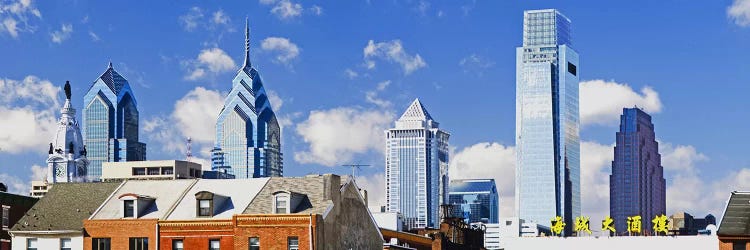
[84,219,158,250]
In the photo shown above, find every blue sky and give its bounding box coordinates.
[1,0,749,226]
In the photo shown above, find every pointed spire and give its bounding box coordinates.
[64,81,71,100]
[399,98,434,121]
[243,17,251,68]
[108,60,113,69]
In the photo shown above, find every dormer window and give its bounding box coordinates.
[198,199,211,217]
[275,195,288,214]
[124,200,135,218]
[118,193,155,219]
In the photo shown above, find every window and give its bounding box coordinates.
[91,238,112,250]
[26,238,37,250]
[133,168,146,176]
[209,239,220,250]
[734,241,747,250]
[60,238,72,250]
[124,200,135,218]
[198,199,211,217]
[172,240,184,250]
[129,237,148,250]
[147,167,160,175]
[2,206,8,229]
[162,167,174,175]
[275,195,288,214]
[248,237,260,250]
[567,62,577,76]
[287,237,299,250]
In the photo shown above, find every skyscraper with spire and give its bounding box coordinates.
[515,9,580,235]
[385,99,450,229]
[83,62,146,181]
[210,20,283,178]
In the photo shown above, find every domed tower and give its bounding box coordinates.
[46,81,89,183]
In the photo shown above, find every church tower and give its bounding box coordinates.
[46,81,89,183]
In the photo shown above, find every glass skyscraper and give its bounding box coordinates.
[515,9,580,235]
[83,62,146,181]
[211,22,283,178]
[610,108,666,235]
[448,179,499,224]
[385,99,449,230]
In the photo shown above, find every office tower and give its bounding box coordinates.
[515,9,580,235]
[610,107,666,235]
[385,99,450,229]
[45,81,89,184]
[210,21,283,178]
[83,63,146,181]
[449,179,499,224]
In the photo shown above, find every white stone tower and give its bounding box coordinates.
[46,81,89,183]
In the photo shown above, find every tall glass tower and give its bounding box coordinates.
[83,63,146,181]
[211,21,283,178]
[385,99,449,230]
[448,179,499,224]
[610,108,666,235]
[515,9,580,235]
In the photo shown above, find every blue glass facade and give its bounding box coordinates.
[211,23,283,178]
[83,63,146,181]
[610,108,666,235]
[448,179,499,224]
[385,99,449,230]
[515,9,580,235]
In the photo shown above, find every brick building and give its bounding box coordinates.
[70,174,382,250]
[0,187,37,250]
[718,191,750,250]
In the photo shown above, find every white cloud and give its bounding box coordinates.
[183,47,237,81]
[295,107,395,166]
[260,37,300,66]
[30,164,45,181]
[0,0,42,38]
[144,87,224,159]
[728,0,750,27]
[179,7,203,31]
[344,69,359,79]
[0,173,26,195]
[459,53,495,76]
[50,23,73,44]
[364,39,427,75]
[88,30,100,41]
[580,79,662,126]
[357,173,386,208]
[659,143,708,173]
[449,142,516,218]
[265,0,302,20]
[212,9,230,25]
[179,7,232,32]
[579,141,615,223]
[309,5,323,16]
[0,76,60,154]
[266,90,284,111]
[365,80,392,108]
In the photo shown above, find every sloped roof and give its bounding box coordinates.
[10,182,122,232]
[244,175,338,215]
[95,63,130,94]
[398,98,433,121]
[91,179,196,220]
[719,191,750,236]
[166,178,269,220]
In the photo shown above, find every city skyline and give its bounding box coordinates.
[1,0,749,228]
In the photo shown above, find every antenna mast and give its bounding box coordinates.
[186,137,193,162]
[341,164,370,180]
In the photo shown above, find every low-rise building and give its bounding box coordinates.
[74,174,382,250]
[9,182,121,250]
[670,211,717,235]
[718,191,750,250]
[28,181,49,198]
[100,160,203,182]
[1,189,37,250]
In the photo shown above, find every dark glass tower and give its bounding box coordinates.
[610,107,666,235]
[448,179,499,224]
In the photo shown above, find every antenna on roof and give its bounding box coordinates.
[186,137,193,162]
[341,164,370,181]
